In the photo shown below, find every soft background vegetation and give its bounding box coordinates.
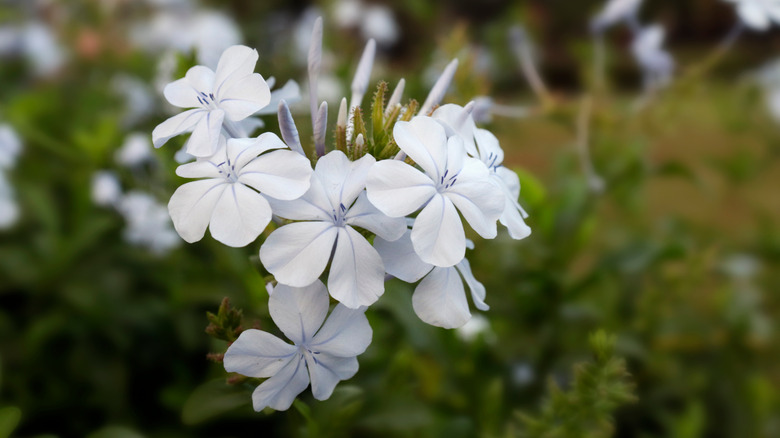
[1,0,779,437]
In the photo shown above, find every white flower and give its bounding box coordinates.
[0,172,19,229]
[375,230,488,329]
[457,314,494,342]
[631,25,674,91]
[0,124,22,169]
[117,191,181,254]
[21,21,66,77]
[725,0,780,31]
[259,151,406,308]
[590,0,643,33]
[91,171,122,207]
[168,133,312,248]
[111,74,156,127]
[224,280,372,412]
[432,104,531,240]
[116,133,154,167]
[366,116,505,267]
[152,45,271,157]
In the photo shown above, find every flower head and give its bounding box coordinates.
[168,133,312,247]
[725,0,780,31]
[631,25,674,91]
[224,280,372,411]
[152,45,271,157]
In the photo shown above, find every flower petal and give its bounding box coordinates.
[411,194,465,267]
[305,353,359,401]
[163,65,215,108]
[239,150,313,201]
[214,45,260,93]
[412,266,470,329]
[328,226,385,308]
[432,104,478,156]
[365,160,436,217]
[310,304,373,356]
[224,329,297,378]
[209,183,272,247]
[186,109,225,157]
[259,221,338,287]
[269,280,330,345]
[344,192,406,241]
[738,2,771,30]
[152,109,205,149]
[455,258,489,311]
[229,132,289,169]
[374,230,433,283]
[392,117,448,180]
[314,151,375,210]
[251,355,309,412]
[256,79,301,115]
[445,159,504,239]
[218,73,272,121]
[175,160,221,179]
[168,179,227,243]
[473,128,504,166]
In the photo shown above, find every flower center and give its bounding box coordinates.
[331,203,347,227]
[437,168,460,191]
[196,91,218,110]
[216,157,239,183]
[485,152,501,172]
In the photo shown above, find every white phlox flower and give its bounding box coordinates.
[432,104,531,240]
[223,280,372,411]
[366,116,505,267]
[631,25,674,91]
[375,230,488,329]
[116,133,155,167]
[152,45,271,157]
[0,172,19,229]
[724,0,780,31]
[168,133,312,247]
[117,191,181,254]
[259,150,406,308]
[91,171,123,207]
[0,124,22,170]
[590,0,643,33]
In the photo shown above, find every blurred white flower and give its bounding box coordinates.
[366,116,505,267]
[0,124,22,170]
[631,25,674,91]
[332,0,399,47]
[590,0,643,33]
[224,280,372,411]
[116,133,155,167]
[91,171,122,207]
[152,45,271,157]
[111,75,156,127]
[117,191,181,254]
[375,231,488,329]
[724,0,780,31]
[260,151,406,308]
[168,133,312,247]
[0,172,19,229]
[21,21,66,77]
[457,314,494,342]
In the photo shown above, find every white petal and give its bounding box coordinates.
[473,128,504,166]
[739,2,771,30]
[186,109,225,157]
[374,230,432,282]
[432,104,478,156]
[209,183,272,247]
[257,79,301,115]
[163,65,215,108]
[214,45,260,93]
[269,280,330,345]
[218,73,272,121]
[230,132,289,168]
[239,150,313,201]
[305,353,359,401]
[152,109,205,149]
[445,159,504,239]
[344,192,406,241]
[251,354,309,411]
[310,304,373,356]
[328,226,385,308]
[175,160,221,179]
[224,329,297,378]
[455,258,489,311]
[392,117,448,180]
[314,151,375,210]
[168,179,227,243]
[412,266,470,329]
[365,160,436,217]
[259,221,338,287]
[496,166,520,199]
[411,194,465,267]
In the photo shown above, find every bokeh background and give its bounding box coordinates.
[1,0,779,437]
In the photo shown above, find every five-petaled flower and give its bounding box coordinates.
[366,116,504,267]
[152,45,272,157]
[168,133,312,247]
[259,150,406,308]
[223,280,372,412]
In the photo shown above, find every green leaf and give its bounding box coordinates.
[0,406,21,438]
[181,379,251,425]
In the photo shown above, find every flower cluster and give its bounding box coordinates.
[152,19,530,412]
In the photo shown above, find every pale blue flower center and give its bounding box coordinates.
[485,152,501,172]
[331,203,348,227]
[196,91,218,110]
[437,168,460,191]
[216,157,239,183]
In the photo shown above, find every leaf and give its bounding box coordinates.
[181,379,251,425]
[0,406,21,438]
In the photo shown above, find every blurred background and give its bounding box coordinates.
[1,0,779,437]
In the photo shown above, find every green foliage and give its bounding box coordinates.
[205,298,244,344]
